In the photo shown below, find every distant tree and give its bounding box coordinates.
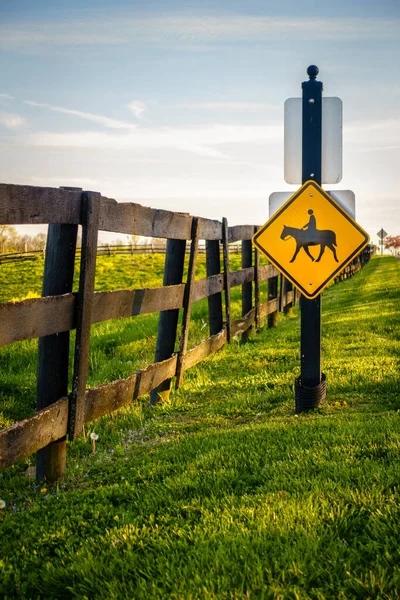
[32,233,47,251]
[0,225,18,253]
[385,235,400,255]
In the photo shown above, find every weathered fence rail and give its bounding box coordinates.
[0,242,244,264]
[0,183,369,479]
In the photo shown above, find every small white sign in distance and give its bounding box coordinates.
[284,97,343,184]
[269,190,355,219]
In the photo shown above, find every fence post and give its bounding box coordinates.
[206,239,223,335]
[69,191,100,440]
[254,227,261,330]
[222,218,231,343]
[36,186,80,482]
[176,218,200,388]
[268,274,278,328]
[284,278,293,316]
[241,238,253,342]
[150,237,187,405]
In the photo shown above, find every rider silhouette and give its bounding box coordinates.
[302,209,316,233]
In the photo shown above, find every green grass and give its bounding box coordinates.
[0,256,399,599]
[0,252,254,428]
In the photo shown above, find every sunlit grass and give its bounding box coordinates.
[0,256,399,599]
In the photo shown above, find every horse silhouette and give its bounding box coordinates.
[281,224,338,263]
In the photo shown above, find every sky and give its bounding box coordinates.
[1,0,399,244]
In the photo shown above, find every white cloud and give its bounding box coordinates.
[175,102,281,111]
[127,101,147,119]
[0,112,25,128]
[25,100,136,130]
[0,93,13,99]
[0,14,398,48]
[26,123,282,159]
[345,118,400,150]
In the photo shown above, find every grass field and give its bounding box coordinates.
[0,252,256,429]
[0,255,399,599]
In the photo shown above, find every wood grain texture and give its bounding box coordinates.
[206,240,223,336]
[98,196,192,239]
[91,285,185,323]
[258,264,280,280]
[192,274,224,302]
[0,184,81,225]
[241,240,253,342]
[254,226,261,329]
[150,238,186,405]
[231,308,255,338]
[36,221,78,482]
[228,225,255,243]
[84,374,138,424]
[135,355,178,398]
[69,192,100,440]
[268,275,279,328]
[230,267,254,288]
[259,298,279,320]
[222,218,231,343]
[84,355,178,423]
[0,295,75,346]
[198,217,222,241]
[183,328,226,371]
[0,397,68,471]
[176,217,200,388]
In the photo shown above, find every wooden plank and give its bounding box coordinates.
[259,264,280,280]
[0,184,81,225]
[230,266,254,288]
[36,219,78,482]
[98,196,192,239]
[0,285,186,347]
[176,217,200,388]
[192,274,224,303]
[91,285,185,323]
[222,217,232,343]
[135,355,178,399]
[231,308,255,338]
[241,240,253,343]
[0,397,68,471]
[84,374,138,424]
[0,294,75,346]
[198,217,222,241]
[182,328,226,371]
[69,192,100,440]
[228,225,255,243]
[206,240,223,336]
[150,238,186,405]
[84,355,178,423]
[259,298,279,320]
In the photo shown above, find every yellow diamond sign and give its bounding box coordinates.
[252,181,370,299]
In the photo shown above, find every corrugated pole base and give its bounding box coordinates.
[296,65,326,412]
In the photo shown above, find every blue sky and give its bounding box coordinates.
[1,0,399,243]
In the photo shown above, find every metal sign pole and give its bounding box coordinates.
[296,65,327,411]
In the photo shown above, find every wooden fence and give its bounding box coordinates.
[0,241,242,264]
[0,184,369,482]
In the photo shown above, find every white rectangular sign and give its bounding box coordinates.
[269,190,355,219]
[284,97,343,184]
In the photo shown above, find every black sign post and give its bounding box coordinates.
[295,65,327,412]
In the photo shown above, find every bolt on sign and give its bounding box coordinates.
[252,180,370,299]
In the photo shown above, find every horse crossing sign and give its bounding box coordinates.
[252,180,370,299]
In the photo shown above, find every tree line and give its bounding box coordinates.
[0,226,47,254]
